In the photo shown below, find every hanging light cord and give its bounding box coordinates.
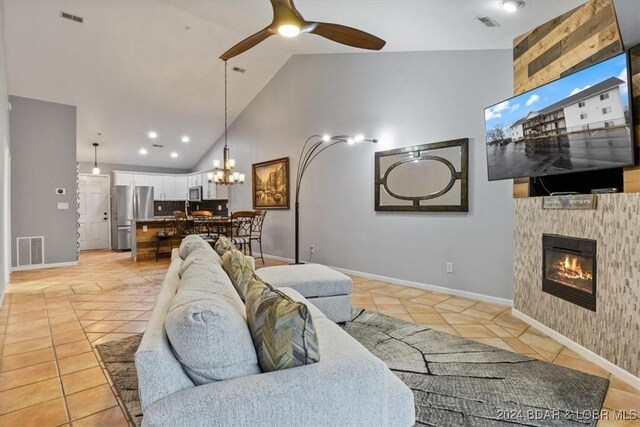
[224,59,228,150]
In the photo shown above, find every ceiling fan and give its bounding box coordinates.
[219,0,386,60]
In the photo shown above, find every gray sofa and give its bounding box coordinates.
[135,238,415,427]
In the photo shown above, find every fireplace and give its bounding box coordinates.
[542,234,596,311]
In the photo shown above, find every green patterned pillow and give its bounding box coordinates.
[214,236,234,256]
[245,278,320,372]
[221,249,254,300]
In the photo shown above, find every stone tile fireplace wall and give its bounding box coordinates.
[513,194,639,377]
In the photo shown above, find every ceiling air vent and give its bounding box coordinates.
[476,16,500,27]
[60,11,84,23]
[152,144,164,148]
[232,66,246,74]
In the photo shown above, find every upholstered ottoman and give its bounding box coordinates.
[255,264,352,323]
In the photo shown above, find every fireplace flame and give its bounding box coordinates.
[555,255,592,281]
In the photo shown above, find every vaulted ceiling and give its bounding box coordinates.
[3,0,637,169]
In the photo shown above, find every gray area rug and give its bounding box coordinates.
[346,308,609,426]
[97,309,609,427]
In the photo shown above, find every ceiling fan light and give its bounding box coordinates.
[92,167,100,175]
[278,24,301,37]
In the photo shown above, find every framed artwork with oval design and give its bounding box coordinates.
[374,138,468,212]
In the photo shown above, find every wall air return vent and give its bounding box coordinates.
[476,16,500,27]
[60,11,84,23]
[17,236,44,267]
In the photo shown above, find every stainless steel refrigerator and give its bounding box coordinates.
[111,185,154,251]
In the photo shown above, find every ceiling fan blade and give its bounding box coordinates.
[219,27,274,60]
[309,22,386,51]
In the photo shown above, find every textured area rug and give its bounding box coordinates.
[96,335,144,427]
[97,309,609,427]
[346,308,609,426]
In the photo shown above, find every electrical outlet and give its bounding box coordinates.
[446,262,453,273]
[143,225,148,232]
[157,205,162,211]
[310,245,316,253]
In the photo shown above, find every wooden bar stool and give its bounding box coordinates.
[156,218,176,261]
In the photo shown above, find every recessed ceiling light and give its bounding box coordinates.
[171,152,178,158]
[148,131,158,139]
[500,0,525,13]
[139,148,148,155]
[181,136,190,143]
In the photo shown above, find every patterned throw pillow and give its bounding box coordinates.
[214,236,234,256]
[222,249,254,300]
[245,278,320,372]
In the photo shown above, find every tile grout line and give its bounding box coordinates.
[44,290,75,426]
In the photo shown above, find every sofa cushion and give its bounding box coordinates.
[179,235,213,260]
[178,248,222,278]
[245,278,320,373]
[165,265,261,385]
[214,235,235,256]
[221,249,254,301]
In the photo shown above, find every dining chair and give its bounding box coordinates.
[173,211,190,237]
[230,211,256,255]
[250,210,267,264]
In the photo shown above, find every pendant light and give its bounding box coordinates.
[211,60,245,185]
[92,143,100,175]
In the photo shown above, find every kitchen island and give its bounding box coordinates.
[131,217,178,262]
[131,215,232,261]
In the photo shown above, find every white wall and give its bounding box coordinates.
[195,50,516,300]
[0,1,10,300]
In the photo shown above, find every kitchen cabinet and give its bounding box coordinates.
[113,172,133,186]
[133,174,150,187]
[163,176,176,200]
[202,173,216,200]
[175,175,188,200]
[148,175,164,200]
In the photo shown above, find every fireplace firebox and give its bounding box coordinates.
[542,234,596,311]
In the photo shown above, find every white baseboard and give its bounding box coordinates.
[511,309,640,390]
[261,253,513,307]
[11,261,78,272]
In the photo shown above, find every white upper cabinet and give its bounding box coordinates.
[175,175,188,200]
[148,175,164,200]
[113,172,133,187]
[114,170,222,201]
[133,174,150,187]
[163,176,176,200]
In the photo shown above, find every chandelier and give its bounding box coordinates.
[210,60,245,185]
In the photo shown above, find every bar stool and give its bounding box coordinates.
[156,218,176,261]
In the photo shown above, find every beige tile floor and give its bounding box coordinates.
[0,250,638,426]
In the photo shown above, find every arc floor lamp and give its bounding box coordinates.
[294,134,378,264]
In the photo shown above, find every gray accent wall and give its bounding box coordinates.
[78,162,190,176]
[0,1,9,298]
[195,50,515,300]
[10,96,77,267]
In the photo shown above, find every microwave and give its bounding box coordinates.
[189,186,203,202]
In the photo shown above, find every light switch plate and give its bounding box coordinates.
[57,202,69,210]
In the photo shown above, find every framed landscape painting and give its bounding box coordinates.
[252,157,290,209]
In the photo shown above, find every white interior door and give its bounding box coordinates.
[78,175,110,250]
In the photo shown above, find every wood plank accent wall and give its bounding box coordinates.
[511,0,629,198]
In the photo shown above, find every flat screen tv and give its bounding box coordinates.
[485,52,634,181]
